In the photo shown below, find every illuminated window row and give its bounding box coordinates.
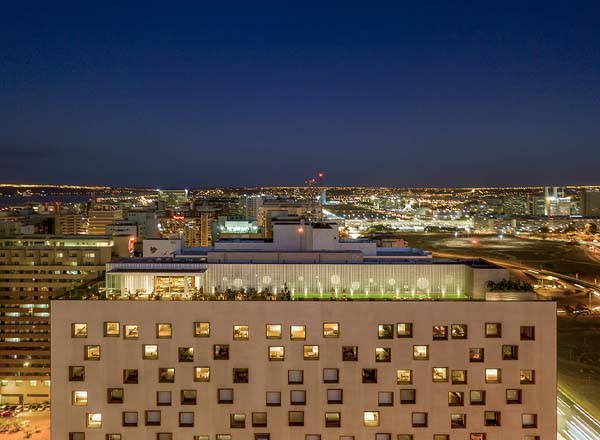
[70,434,540,440]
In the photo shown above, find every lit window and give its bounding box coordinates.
[325,412,341,427]
[362,368,377,383]
[181,389,197,405]
[72,391,88,406]
[290,325,306,340]
[107,388,124,403]
[157,391,172,406]
[398,436,413,440]
[84,345,101,360]
[375,434,390,440]
[451,324,468,339]
[288,411,304,426]
[216,436,231,440]
[378,324,394,339]
[123,324,139,339]
[266,324,282,339]
[157,434,172,440]
[194,367,210,382]
[178,347,194,362]
[218,388,234,404]
[520,369,535,384]
[485,323,501,337]
[233,368,249,383]
[411,412,427,427]
[323,322,340,338]
[305,436,320,440]
[470,434,486,440]
[252,412,267,427]
[233,325,249,340]
[214,344,229,360]
[230,413,246,428]
[378,391,393,406]
[506,389,522,404]
[72,323,87,338]
[290,390,306,405]
[520,326,535,341]
[484,411,501,426]
[123,369,138,384]
[469,347,484,362]
[104,322,120,337]
[269,346,285,361]
[397,322,412,338]
[451,369,467,384]
[451,413,466,428]
[303,345,319,360]
[69,366,85,381]
[433,436,449,440]
[288,370,303,384]
[327,389,343,404]
[143,344,158,360]
[180,411,194,427]
[194,437,210,440]
[522,413,537,428]
[266,391,281,406]
[342,346,358,361]
[448,391,464,406]
[502,345,518,360]
[523,436,540,440]
[145,410,161,426]
[29,380,37,387]
[86,413,102,428]
[400,389,416,404]
[159,368,175,383]
[194,322,210,337]
[470,390,486,405]
[323,368,339,383]
[432,325,448,340]
[413,345,428,360]
[375,347,391,362]
[485,368,501,383]
[432,367,448,382]
[363,411,380,427]
[122,411,138,427]
[340,436,355,440]
[156,323,172,338]
[106,435,121,440]
[397,369,412,384]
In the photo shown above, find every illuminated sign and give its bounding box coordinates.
[172,215,185,220]
[128,237,135,254]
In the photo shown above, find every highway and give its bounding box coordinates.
[558,388,600,439]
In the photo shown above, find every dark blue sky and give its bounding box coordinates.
[1,1,599,187]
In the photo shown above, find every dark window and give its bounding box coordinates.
[107,388,124,404]
[181,390,197,405]
[214,344,230,360]
[432,325,448,340]
[502,345,518,360]
[484,411,501,426]
[123,369,138,384]
[400,389,416,404]
[342,346,358,361]
[520,326,535,341]
[69,366,85,381]
[362,368,377,384]
[233,368,249,383]
[178,347,194,362]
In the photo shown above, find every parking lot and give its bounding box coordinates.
[0,405,50,439]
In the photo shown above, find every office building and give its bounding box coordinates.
[581,189,600,217]
[88,210,123,235]
[158,190,189,211]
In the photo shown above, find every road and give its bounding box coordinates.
[558,388,600,439]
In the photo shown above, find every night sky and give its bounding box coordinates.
[1,2,599,188]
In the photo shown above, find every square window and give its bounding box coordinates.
[362,368,377,384]
[305,436,320,440]
[378,324,394,339]
[69,366,85,381]
[159,368,175,383]
[230,413,246,428]
[252,412,268,427]
[363,411,380,427]
[397,323,412,338]
[84,345,101,360]
[72,390,88,406]
[122,411,138,427]
[469,347,484,362]
[233,325,249,340]
[303,345,319,360]
[216,436,231,440]
[432,367,448,382]
[375,347,391,362]
[375,435,391,440]
[194,367,210,382]
[323,368,339,383]
[325,412,341,427]
[470,390,486,405]
[123,369,138,384]
[266,391,281,406]
[433,436,449,440]
[485,323,502,337]
[485,368,501,383]
[123,324,139,339]
[181,389,197,405]
[400,389,416,404]
[178,347,194,362]
[451,324,468,339]
[484,411,501,426]
[524,436,540,440]
[502,345,518,360]
[69,433,85,440]
[520,369,535,384]
[413,345,429,360]
[451,413,466,428]
[156,323,172,338]
[327,388,343,404]
[107,388,124,404]
[448,391,464,406]
[156,433,172,440]
[433,325,448,340]
[145,410,161,426]
[194,437,210,440]
[106,435,122,440]
[179,412,194,427]
[340,437,355,440]
[470,434,486,440]
[290,389,307,405]
[194,322,210,337]
[397,369,412,384]
[451,369,467,384]
[143,344,158,360]
[288,369,303,384]
[269,346,285,361]
[506,389,522,404]
[411,412,427,427]
[104,322,120,337]
[342,346,358,361]
[214,344,230,360]
[522,413,537,428]
[378,391,394,406]
[266,324,282,339]
[87,413,102,428]
[157,391,172,406]
[72,323,88,338]
[234,368,249,383]
[289,411,304,426]
[291,325,306,340]
[520,326,535,341]
[218,388,234,404]
[397,436,413,440]
[323,322,340,338]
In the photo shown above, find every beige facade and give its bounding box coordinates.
[88,210,123,235]
[51,300,555,439]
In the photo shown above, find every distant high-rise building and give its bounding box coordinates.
[158,189,189,210]
[502,195,528,216]
[581,189,600,217]
[55,214,86,235]
[544,187,571,217]
[159,207,220,247]
[87,209,123,234]
[239,195,264,218]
